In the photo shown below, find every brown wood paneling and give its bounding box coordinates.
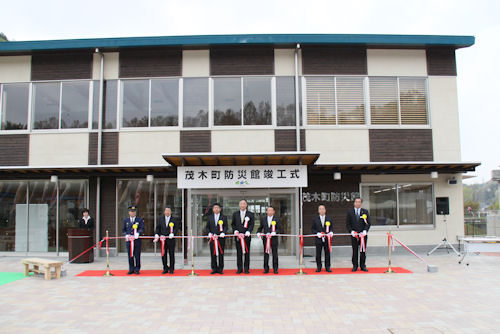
[274,129,305,151]
[31,51,93,80]
[180,130,211,152]
[426,48,457,76]
[210,45,274,75]
[100,177,116,245]
[302,45,367,75]
[119,48,182,78]
[88,133,98,165]
[369,129,433,162]
[101,132,118,165]
[0,134,29,166]
[302,173,361,246]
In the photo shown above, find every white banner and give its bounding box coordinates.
[177,165,308,189]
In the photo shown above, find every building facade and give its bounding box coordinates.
[0,34,478,257]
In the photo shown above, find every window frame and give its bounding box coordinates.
[359,182,435,230]
[0,82,31,132]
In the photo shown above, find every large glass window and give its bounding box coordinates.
[151,79,178,127]
[58,180,87,251]
[1,83,29,130]
[306,77,336,125]
[33,82,60,129]
[122,80,149,127]
[369,77,399,125]
[361,183,434,227]
[0,181,27,251]
[336,77,365,125]
[398,184,433,225]
[28,181,57,251]
[276,77,302,126]
[399,78,428,125]
[183,78,209,127]
[61,81,89,129]
[243,77,271,125]
[103,80,118,129]
[214,78,241,126]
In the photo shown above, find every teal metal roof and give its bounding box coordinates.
[0,34,475,53]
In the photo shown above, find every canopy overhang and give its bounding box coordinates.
[162,152,320,166]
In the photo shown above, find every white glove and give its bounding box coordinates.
[208,232,213,238]
[351,231,356,237]
[362,230,367,236]
[134,232,139,239]
[234,230,239,235]
[317,232,322,238]
[257,232,261,239]
[169,233,174,239]
[271,232,276,236]
[266,233,271,237]
[153,234,159,242]
[328,232,333,237]
[125,235,130,242]
[245,231,250,237]
[220,233,225,238]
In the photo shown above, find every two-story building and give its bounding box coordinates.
[0,34,479,258]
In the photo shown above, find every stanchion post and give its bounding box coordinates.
[296,227,307,275]
[103,230,113,276]
[384,230,395,274]
[187,229,198,276]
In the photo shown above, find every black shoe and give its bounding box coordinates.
[134,270,140,275]
[273,269,278,274]
[218,270,224,275]
[316,268,321,272]
[169,270,174,274]
[127,271,134,275]
[360,267,368,272]
[264,269,269,274]
[236,269,243,274]
[352,267,358,272]
[210,270,218,274]
[326,268,332,272]
[162,270,168,274]
[244,270,250,274]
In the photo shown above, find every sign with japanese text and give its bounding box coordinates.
[177,165,308,189]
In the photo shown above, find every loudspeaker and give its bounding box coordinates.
[436,197,449,215]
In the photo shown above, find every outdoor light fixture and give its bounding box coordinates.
[431,171,438,179]
[50,175,58,183]
[146,174,154,182]
[334,172,341,180]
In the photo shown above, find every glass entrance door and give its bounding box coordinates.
[188,189,298,258]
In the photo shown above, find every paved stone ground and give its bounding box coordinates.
[0,250,499,333]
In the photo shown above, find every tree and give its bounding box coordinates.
[0,33,8,42]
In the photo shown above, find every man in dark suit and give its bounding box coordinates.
[122,205,145,275]
[78,208,95,230]
[205,203,228,274]
[257,206,280,274]
[346,197,371,272]
[311,204,334,272]
[154,206,180,274]
[231,199,255,274]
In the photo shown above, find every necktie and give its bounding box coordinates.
[356,209,360,219]
[215,215,218,226]
[241,211,245,223]
[321,216,324,227]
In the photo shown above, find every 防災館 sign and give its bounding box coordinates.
[177,165,308,189]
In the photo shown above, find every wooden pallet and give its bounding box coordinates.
[22,258,63,280]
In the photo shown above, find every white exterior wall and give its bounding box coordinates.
[360,173,464,246]
[211,130,274,153]
[182,50,210,77]
[0,56,31,82]
[92,52,119,80]
[306,129,370,163]
[118,131,180,165]
[29,133,89,166]
[367,49,427,76]
[428,76,462,161]
[274,49,302,76]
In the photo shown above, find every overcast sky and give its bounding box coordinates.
[2,0,499,184]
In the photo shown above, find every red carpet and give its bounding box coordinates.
[76,267,412,277]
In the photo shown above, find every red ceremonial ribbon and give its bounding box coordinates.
[244,217,249,228]
[272,224,275,233]
[327,233,332,249]
[160,235,166,257]
[265,234,272,254]
[387,232,395,251]
[170,225,173,234]
[354,232,366,253]
[211,235,223,256]
[219,223,223,232]
[129,236,134,257]
[237,233,248,254]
